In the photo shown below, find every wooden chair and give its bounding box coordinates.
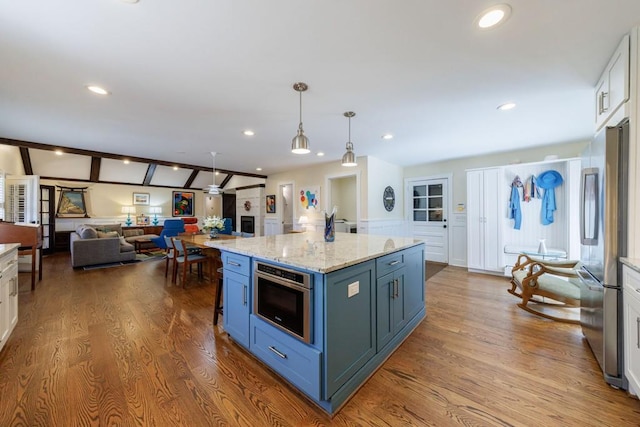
[509,254,581,324]
[163,236,176,279]
[171,238,211,287]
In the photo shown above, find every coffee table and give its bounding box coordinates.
[134,238,157,254]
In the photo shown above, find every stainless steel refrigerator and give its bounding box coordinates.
[578,117,629,390]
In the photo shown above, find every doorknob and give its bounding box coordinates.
[443,225,447,229]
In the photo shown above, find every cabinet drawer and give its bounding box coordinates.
[221,252,250,276]
[250,315,321,400]
[376,251,405,278]
[624,266,640,305]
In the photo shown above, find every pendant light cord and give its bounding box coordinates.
[299,90,303,130]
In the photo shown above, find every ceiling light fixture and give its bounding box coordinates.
[497,102,516,111]
[256,167,262,171]
[477,4,511,29]
[207,152,221,195]
[120,0,140,3]
[86,85,109,95]
[54,150,63,156]
[243,130,255,136]
[291,82,310,154]
[341,111,357,167]
[382,134,394,140]
[317,152,325,157]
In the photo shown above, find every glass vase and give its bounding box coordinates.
[210,229,218,239]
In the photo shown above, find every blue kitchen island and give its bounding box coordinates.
[206,232,426,415]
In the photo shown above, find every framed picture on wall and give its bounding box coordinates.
[56,188,89,218]
[266,194,276,213]
[133,192,150,205]
[172,191,195,217]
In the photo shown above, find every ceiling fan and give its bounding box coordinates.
[206,151,221,195]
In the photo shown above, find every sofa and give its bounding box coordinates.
[70,223,158,268]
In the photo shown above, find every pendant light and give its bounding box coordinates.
[341,111,357,167]
[291,82,310,154]
[206,151,221,195]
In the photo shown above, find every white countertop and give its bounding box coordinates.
[204,232,424,273]
[0,243,20,257]
[621,257,640,274]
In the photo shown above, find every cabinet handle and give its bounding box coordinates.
[11,278,17,297]
[393,279,399,298]
[599,91,609,114]
[389,260,400,266]
[227,261,241,267]
[243,285,247,306]
[268,346,288,359]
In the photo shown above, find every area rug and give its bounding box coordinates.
[82,253,164,270]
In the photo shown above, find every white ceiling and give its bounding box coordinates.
[1,0,640,177]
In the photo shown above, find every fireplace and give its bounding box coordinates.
[241,216,255,234]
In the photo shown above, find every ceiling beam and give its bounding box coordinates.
[219,173,234,189]
[184,170,199,189]
[89,157,101,182]
[0,137,267,179]
[19,147,33,175]
[143,164,157,186]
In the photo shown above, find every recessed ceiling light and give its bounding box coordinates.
[123,159,130,164]
[120,0,140,3]
[173,166,178,171]
[256,167,262,171]
[477,4,511,29]
[215,171,220,175]
[55,150,63,156]
[381,134,394,140]
[243,130,255,136]
[497,102,516,111]
[316,152,325,157]
[86,85,110,95]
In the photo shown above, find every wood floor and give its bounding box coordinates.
[1,254,639,426]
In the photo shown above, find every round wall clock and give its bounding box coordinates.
[383,186,395,212]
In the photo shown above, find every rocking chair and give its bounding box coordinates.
[508,254,581,324]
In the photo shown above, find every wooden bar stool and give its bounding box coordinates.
[213,267,224,325]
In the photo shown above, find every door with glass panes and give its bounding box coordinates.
[409,178,448,263]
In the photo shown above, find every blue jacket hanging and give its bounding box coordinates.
[509,176,522,230]
[541,188,556,225]
[537,170,563,225]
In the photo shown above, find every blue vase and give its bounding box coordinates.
[209,229,218,239]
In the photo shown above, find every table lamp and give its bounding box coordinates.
[121,206,136,226]
[149,207,161,226]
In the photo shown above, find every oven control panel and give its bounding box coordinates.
[256,262,311,288]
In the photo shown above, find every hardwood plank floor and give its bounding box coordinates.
[1,254,638,426]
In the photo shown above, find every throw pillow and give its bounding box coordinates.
[97,230,119,239]
[122,229,143,238]
[78,226,98,239]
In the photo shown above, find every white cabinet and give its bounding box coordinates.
[0,246,19,352]
[595,34,630,131]
[466,168,502,273]
[623,265,640,397]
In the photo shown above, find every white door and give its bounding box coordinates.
[410,178,448,263]
[279,183,294,234]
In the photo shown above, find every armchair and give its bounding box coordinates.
[150,219,185,249]
[219,218,233,235]
[509,254,581,324]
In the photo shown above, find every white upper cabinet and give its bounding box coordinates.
[595,34,630,131]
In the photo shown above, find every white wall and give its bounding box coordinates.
[330,176,356,222]
[40,180,207,230]
[366,156,404,221]
[403,141,588,212]
[0,145,25,175]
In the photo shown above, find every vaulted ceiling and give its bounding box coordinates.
[1,137,267,191]
[2,1,640,179]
